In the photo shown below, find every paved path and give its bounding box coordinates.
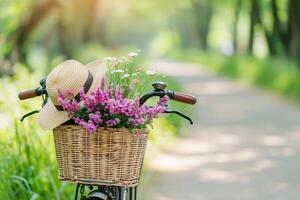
[142,60,300,200]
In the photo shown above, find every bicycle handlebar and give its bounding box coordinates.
[173,92,197,105]
[139,90,196,105]
[18,78,47,100]
[18,88,40,100]
[139,81,197,125]
[18,87,47,100]
[18,79,197,123]
[139,81,197,106]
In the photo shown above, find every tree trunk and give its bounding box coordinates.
[191,0,213,50]
[57,9,72,58]
[233,0,242,53]
[288,0,300,63]
[248,0,276,55]
[271,0,280,35]
[248,0,258,54]
[201,0,213,49]
[11,0,59,64]
[263,28,278,55]
[269,0,288,54]
[83,0,100,42]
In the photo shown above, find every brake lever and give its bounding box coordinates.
[20,110,39,121]
[164,109,193,125]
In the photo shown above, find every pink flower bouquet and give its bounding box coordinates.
[58,52,169,133]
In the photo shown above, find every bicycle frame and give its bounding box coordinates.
[75,184,138,200]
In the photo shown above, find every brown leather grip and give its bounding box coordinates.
[173,92,197,105]
[18,89,38,100]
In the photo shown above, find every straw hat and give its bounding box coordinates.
[37,59,105,129]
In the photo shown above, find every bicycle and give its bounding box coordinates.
[19,79,196,200]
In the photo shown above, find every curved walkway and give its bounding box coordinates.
[142,59,300,200]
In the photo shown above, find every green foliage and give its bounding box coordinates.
[169,49,300,102]
[0,67,75,199]
[0,0,31,57]
[0,122,74,200]
[104,52,157,99]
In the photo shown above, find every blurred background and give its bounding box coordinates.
[1,0,300,199]
[1,0,299,71]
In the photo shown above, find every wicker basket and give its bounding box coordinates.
[53,125,148,187]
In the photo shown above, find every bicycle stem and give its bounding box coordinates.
[139,81,194,125]
[139,90,174,105]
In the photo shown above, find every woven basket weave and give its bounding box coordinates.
[53,125,148,187]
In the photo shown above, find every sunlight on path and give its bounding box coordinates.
[142,59,300,200]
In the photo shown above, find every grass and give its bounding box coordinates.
[168,49,300,103]
[0,62,190,199]
[0,122,74,199]
[0,66,75,199]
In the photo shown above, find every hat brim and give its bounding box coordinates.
[37,60,105,130]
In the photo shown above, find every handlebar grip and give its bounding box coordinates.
[173,92,197,105]
[18,89,38,100]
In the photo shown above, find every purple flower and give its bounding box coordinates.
[158,95,169,106]
[79,91,96,112]
[57,90,79,114]
[108,82,113,98]
[73,117,83,124]
[106,118,120,127]
[57,77,169,133]
[100,77,105,90]
[115,86,123,100]
[133,117,144,126]
[89,113,102,124]
[80,121,97,133]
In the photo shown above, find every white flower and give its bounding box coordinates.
[111,60,120,67]
[104,56,118,62]
[121,74,130,79]
[120,56,130,63]
[111,69,125,74]
[146,69,156,75]
[128,52,138,57]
